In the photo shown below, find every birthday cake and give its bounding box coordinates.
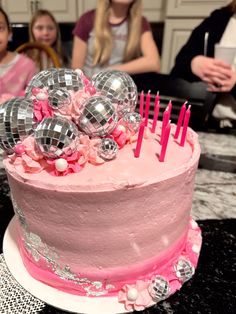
[1,69,202,312]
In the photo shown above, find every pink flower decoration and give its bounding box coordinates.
[10,136,47,174]
[118,280,153,311]
[33,98,54,122]
[79,135,105,165]
[46,151,82,176]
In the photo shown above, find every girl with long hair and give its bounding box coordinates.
[71,0,160,78]
[29,9,68,70]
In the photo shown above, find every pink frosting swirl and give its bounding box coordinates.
[10,136,47,173]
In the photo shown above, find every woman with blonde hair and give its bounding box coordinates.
[71,0,160,78]
[29,9,68,69]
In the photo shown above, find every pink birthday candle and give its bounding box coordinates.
[144,90,151,126]
[174,101,187,139]
[134,121,145,158]
[180,105,191,146]
[151,92,160,133]
[159,121,171,162]
[139,91,144,117]
[167,100,172,120]
[160,107,169,144]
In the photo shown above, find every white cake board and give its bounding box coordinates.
[3,217,130,314]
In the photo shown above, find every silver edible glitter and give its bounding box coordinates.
[122,112,142,133]
[48,88,71,110]
[148,276,170,302]
[91,70,138,118]
[47,68,84,92]
[174,259,195,282]
[25,68,57,96]
[35,116,79,158]
[0,97,35,154]
[97,138,118,160]
[78,96,118,137]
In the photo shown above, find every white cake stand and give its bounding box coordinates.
[3,217,130,314]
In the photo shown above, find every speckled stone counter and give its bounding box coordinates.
[0,131,235,313]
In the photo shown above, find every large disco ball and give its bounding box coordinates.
[47,68,84,92]
[91,70,138,118]
[78,96,118,137]
[25,68,57,96]
[34,117,79,158]
[0,97,35,154]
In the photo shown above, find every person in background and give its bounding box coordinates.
[0,7,36,98]
[71,0,160,78]
[29,9,68,69]
[170,0,236,128]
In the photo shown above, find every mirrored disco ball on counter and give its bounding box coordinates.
[78,96,118,137]
[0,97,35,153]
[25,68,57,96]
[47,68,84,92]
[91,70,138,118]
[35,116,79,158]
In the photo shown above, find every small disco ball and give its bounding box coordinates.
[97,138,118,160]
[35,116,79,158]
[174,259,195,282]
[148,276,170,302]
[122,112,142,133]
[0,97,35,154]
[25,68,57,96]
[91,70,138,118]
[48,88,71,110]
[47,68,84,92]
[78,96,118,137]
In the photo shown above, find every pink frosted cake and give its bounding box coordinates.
[1,69,202,312]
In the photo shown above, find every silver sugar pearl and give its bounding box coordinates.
[35,116,79,158]
[25,68,57,96]
[78,96,118,137]
[91,70,138,118]
[0,97,35,154]
[122,112,142,133]
[148,276,170,302]
[97,138,118,160]
[47,68,84,92]
[174,259,195,282]
[48,88,71,109]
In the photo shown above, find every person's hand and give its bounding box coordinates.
[191,55,236,92]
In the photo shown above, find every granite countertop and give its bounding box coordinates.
[0,131,235,314]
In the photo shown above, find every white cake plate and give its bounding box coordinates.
[3,217,130,314]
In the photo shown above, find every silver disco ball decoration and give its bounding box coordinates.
[174,259,195,282]
[0,97,35,154]
[25,68,57,96]
[48,88,71,110]
[122,112,142,133]
[91,70,138,118]
[47,68,84,92]
[97,138,118,160]
[78,96,118,137]
[148,276,170,302]
[35,117,79,158]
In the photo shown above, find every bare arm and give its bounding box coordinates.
[109,31,160,74]
[71,36,87,70]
